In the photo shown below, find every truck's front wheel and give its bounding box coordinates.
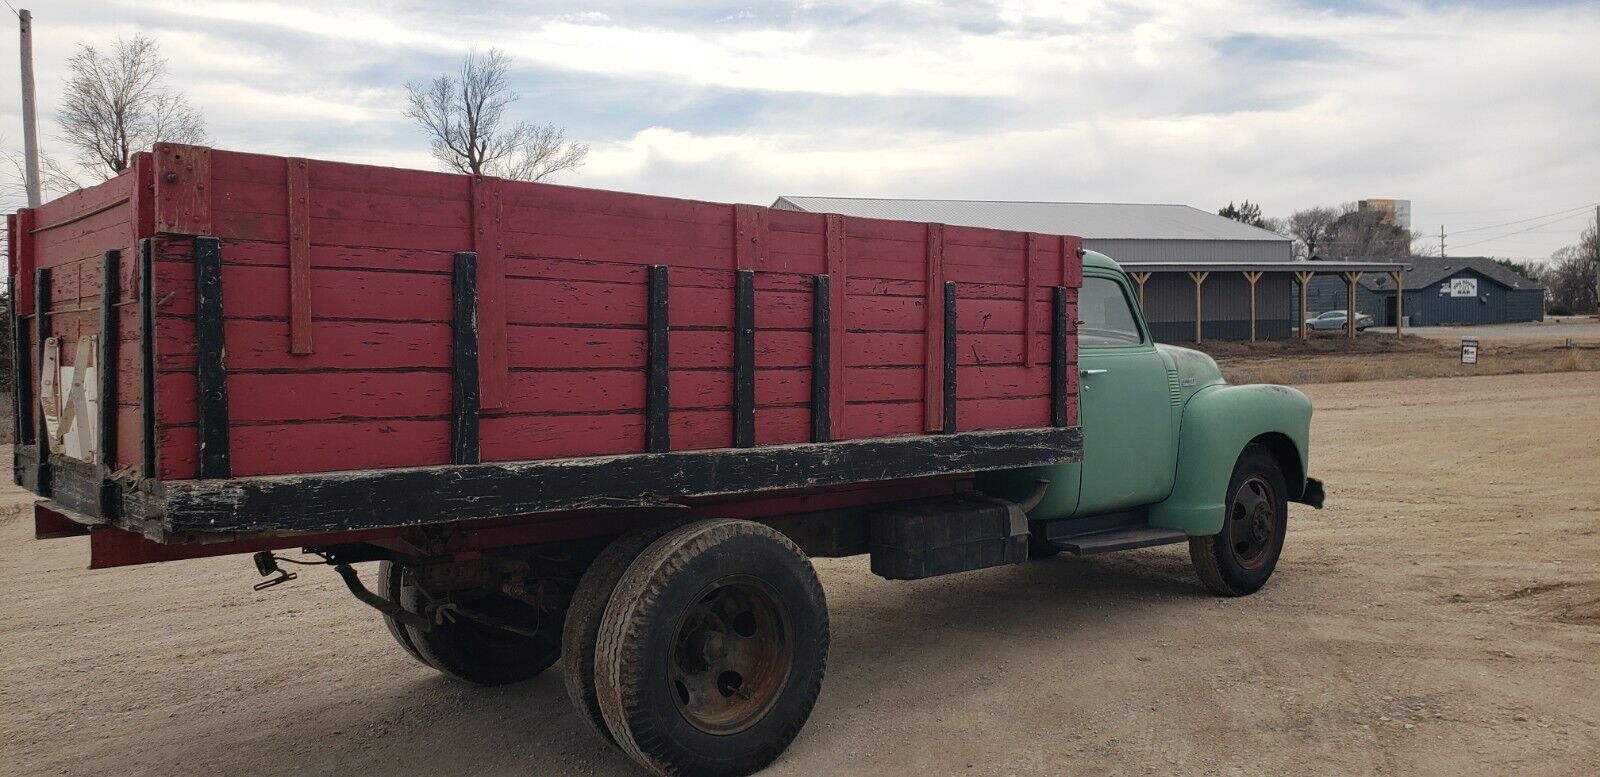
[594,519,829,777]
[1189,444,1288,596]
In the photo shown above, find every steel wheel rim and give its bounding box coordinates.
[669,575,793,735]
[1228,475,1278,570]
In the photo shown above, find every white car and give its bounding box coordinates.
[1306,309,1374,331]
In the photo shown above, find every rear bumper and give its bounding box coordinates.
[1294,477,1325,509]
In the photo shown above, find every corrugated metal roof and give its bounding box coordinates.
[773,197,1291,243]
[1331,256,1544,291]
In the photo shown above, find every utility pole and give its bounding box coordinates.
[19,8,42,207]
[1439,224,1446,258]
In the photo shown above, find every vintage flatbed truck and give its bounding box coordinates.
[9,143,1322,777]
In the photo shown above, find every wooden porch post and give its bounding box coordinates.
[1187,271,1209,343]
[1341,271,1363,341]
[1389,270,1405,336]
[1129,271,1151,311]
[1242,271,1263,342]
[1295,271,1314,340]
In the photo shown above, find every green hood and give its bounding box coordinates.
[1157,344,1226,405]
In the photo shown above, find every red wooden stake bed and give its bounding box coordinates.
[10,144,1082,568]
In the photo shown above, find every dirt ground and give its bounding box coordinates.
[1,371,1597,776]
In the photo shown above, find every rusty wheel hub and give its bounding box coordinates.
[669,575,792,735]
[1228,475,1278,570]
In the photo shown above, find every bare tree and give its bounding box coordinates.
[405,48,588,182]
[1321,202,1416,258]
[1283,206,1340,259]
[59,35,206,179]
[1543,245,1597,314]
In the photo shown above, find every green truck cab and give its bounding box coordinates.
[982,250,1323,596]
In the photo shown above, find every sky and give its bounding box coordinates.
[4,0,1598,260]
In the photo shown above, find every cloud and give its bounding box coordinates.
[6,0,1598,259]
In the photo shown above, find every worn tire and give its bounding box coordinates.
[595,519,829,777]
[562,522,685,746]
[376,561,429,666]
[400,573,561,686]
[1189,444,1288,597]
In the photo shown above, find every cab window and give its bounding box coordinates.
[1079,276,1144,346]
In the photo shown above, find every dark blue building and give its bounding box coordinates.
[1307,257,1543,327]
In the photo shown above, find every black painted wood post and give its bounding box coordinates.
[646,265,671,453]
[34,267,52,495]
[139,239,158,477]
[193,236,231,479]
[1051,286,1069,428]
[11,273,32,446]
[451,252,481,465]
[733,269,756,448]
[99,250,120,468]
[810,274,831,443]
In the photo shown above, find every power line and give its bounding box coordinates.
[1451,210,1591,250]
[1450,202,1598,235]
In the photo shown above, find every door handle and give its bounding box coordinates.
[1080,369,1108,376]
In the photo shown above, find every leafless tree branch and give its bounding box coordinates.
[58,35,207,180]
[404,48,588,182]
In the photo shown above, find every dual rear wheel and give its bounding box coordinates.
[377,519,830,777]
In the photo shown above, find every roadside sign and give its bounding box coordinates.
[1461,336,1479,365]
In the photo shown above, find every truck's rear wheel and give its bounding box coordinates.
[595,519,829,777]
[562,522,684,746]
[1189,444,1288,596]
[398,570,562,686]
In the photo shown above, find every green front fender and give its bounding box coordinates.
[1148,383,1312,536]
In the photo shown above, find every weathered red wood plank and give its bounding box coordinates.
[28,168,132,232]
[153,143,212,234]
[501,179,737,227]
[1025,233,1040,366]
[198,239,455,274]
[841,400,922,439]
[474,176,509,408]
[1062,235,1084,287]
[766,208,824,234]
[956,395,1051,432]
[156,320,450,372]
[286,158,314,353]
[154,371,451,425]
[32,215,133,270]
[159,419,451,480]
[13,209,35,314]
[846,331,1050,368]
[734,203,766,271]
[153,263,452,322]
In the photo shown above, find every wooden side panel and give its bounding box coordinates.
[133,145,1080,479]
[19,168,148,477]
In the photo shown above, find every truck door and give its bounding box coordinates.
[1072,272,1177,514]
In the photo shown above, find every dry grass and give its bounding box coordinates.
[1213,340,1600,386]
